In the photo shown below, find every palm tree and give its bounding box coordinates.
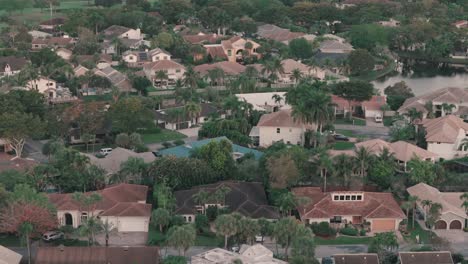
[213,186,231,206]
[78,216,103,246]
[183,66,200,97]
[424,101,435,118]
[441,103,456,116]
[185,101,202,125]
[291,68,302,84]
[271,94,283,107]
[152,208,171,232]
[401,202,412,224]
[262,58,284,85]
[192,190,210,213]
[244,41,254,55]
[155,70,168,88]
[166,225,196,256]
[354,146,373,178]
[421,199,432,221]
[244,65,259,79]
[101,219,116,247]
[315,151,333,192]
[215,214,239,249]
[111,37,122,56]
[408,195,419,228]
[207,68,225,86]
[166,108,185,130]
[333,154,354,187]
[405,108,423,123]
[117,157,147,184]
[276,192,296,216]
[460,193,468,214]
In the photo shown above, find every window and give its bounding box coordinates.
[340,195,345,200]
[156,56,160,60]
[356,195,362,200]
[81,212,88,222]
[330,216,342,223]
[227,50,232,56]
[351,195,356,200]
[345,195,350,200]
[333,195,339,201]
[287,141,291,144]
[188,216,192,222]
[129,56,134,60]
[289,128,292,132]
[164,56,168,60]
[276,128,280,134]
[176,69,181,73]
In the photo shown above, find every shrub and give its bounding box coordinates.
[162,142,173,148]
[311,222,336,237]
[134,144,149,153]
[163,256,186,264]
[173,139,185,146]
[195,214,209,232]
[115,133,130,148]
[463,227,468,232]
[170,215,185,227]
[359,229,366,236]
[340,227,358,236]
[452,253,464,264]
[206,206,218,221]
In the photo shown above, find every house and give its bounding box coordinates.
[39,17,66,30]
[28,30,52,39]
[407,183,467,230]
[174,181,279,223]
[55,47,73,61]
[122,48,172,67]
[333,254,379,264]
[75,54,113,69]
[251,109,316,147]
[0,56,28,78]
[73,65,89,77]
[0,245,22,264]
[204,36,261,62]
[319,40,354,53]
[292,187,406,232]
[256,24,316,44]
[84,148,156,175]
[398,87,468,120]
[453,20,468,29]
[194,61,246,84]
[332,95,387,118]
[420,115,468,160]
[154,103,223,130]
[236,92,289,112]
[31,37,74,50]
[102,25,143,40]
[191,244,286,264]
[278,59,325,81]
[26,76,57,99]
[48,183,151,232]
[183,33,220,44]
[94,67,134,93]
[35,246,159,264]
[157,137,263,160]
[378,18,400,27]
[353,139,438,171]
[143,60,185,87]
[399,251,453,264]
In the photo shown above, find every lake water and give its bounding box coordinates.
[372,63,468,96]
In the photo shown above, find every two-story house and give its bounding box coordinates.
[101,25,144,54]
[25,77,57,99]
[293,187,406,232]
[204,36,261,63]
[143,60,185,88]
[250,109,315,147]
[122,48,172,67]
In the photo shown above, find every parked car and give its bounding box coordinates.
[42,231,64,242]
[255,235,264,243]
[99,148,113,156]
[231,245,240,252]
[375,114,383,123]
[333,134,349,141]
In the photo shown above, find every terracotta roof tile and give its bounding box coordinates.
[257,109,315,129]
[421,115,468,143]
[194,61,246,76]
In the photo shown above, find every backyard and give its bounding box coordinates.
[142,129,187,144]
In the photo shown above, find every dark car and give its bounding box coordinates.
[333,134,349,141]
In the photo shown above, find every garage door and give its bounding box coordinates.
[435,220,447,229]
[118,218,149,232]
[449,220,462,229]
[372,219,395,231]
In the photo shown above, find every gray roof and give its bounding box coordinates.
[0,56,28,72]
[85,148,156,175]
[103,25,132,39]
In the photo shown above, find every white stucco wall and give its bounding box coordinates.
[101,216,150,232]
[427,142,457,160]
[259,126,304,147]
[119,29,142,40]
[26,78,57,98]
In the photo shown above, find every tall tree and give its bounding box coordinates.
[347,49,375,75]
[332,81,374,119]
[354,146,374,179]
[273,217,300,261]
[152,208,171,232]
[0,112,43,158]
[108,97,154,133]
[215,214,239,249]
[166,224,196,256]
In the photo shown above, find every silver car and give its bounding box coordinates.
[42,231,64,242]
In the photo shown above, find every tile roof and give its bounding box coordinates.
[421,115,468,143]
[0,56,28,72]
[235,92,290,111]
[398,87,468,114]
[183,34,220,44]
[334,254,379,264]
[205,46,228,60]
[256,24,309,43]
[281,59,310,73]
[332,95,386,111]
[192,245,287,264]
[35,246,159,264]
[40,17,66,26]
[84,147,156,175]
[407,183,467,219]
[143,60,185,71]
[257,109,315,129]
[399,251,453,264]
[102,25,132,39]
[0,153,37,173]
[194,61,246,76]
[292,187,405,219]
[319,40,354,52]
[48,183,150,217]
[354,139,437,162]
[0,245,22,264]
[158,137,263,159]
[174,181,280,219]
[32,37,73,46]
[154,103,221,123]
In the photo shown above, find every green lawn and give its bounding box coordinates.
[0,233,22,247]
[335,118,366,126]
[402,219,434,244]
[333,141,355,150]
[142,129,187,144]
[335,129,356,138]
[383,116,393,127]
[314,235,372,245]
[82,94,114,102]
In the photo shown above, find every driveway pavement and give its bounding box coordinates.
[95,231,148,246]
[365,117,384,128]
[433,230,468,256]
[178,127,200,137]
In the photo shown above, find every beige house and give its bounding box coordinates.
[48,183,151,232]
[143,60,185,87]
[122,48,172,67]
[55,47,73,61]
[204,36,261,62]
[0,56,28,78]
[102,25,143,40]
[251,109,315,147]
[26,77,57,99]
[236,92,289,112]
[256,24,316,44]
[293,187,406,232]
[353,139,438,171]
[253,59,325,82]
[407,183,467,230]
[319,40,354,53]
[420,115,468,160]
[192,244,286,264]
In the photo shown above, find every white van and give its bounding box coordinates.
[99,148,113,156]
[374,114,383,123]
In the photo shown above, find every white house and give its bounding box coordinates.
[122,48,172,67]
[236,92,289,112]
[102,25,143,40]
[253,59,326,83]
[251,109,315,147]
[48,183,151,232]
[421,115,468,160]
[26,77,57,99]
[154,103,223,130]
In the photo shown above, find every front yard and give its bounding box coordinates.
[142,129,187,144]
[335,117,366,126]
[147,226,222,247]
[314,235,372,245]
[401,219,434,244]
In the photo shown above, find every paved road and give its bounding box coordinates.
[335,124,390,140]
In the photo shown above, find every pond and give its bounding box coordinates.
[372,62,468,96]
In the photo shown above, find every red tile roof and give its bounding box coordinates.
[183,34,220,44]
[332,95,386,111]
[194,61,246,76]
[48,184,150,217]
[257,109,315,129]
[206,46,228,60]
[0,153,37,173]
[292,187,405,220]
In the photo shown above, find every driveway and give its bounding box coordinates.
[178,127,200,138]
[433,230,468,256]
[95,231,148,246]
[365,117,384,128]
